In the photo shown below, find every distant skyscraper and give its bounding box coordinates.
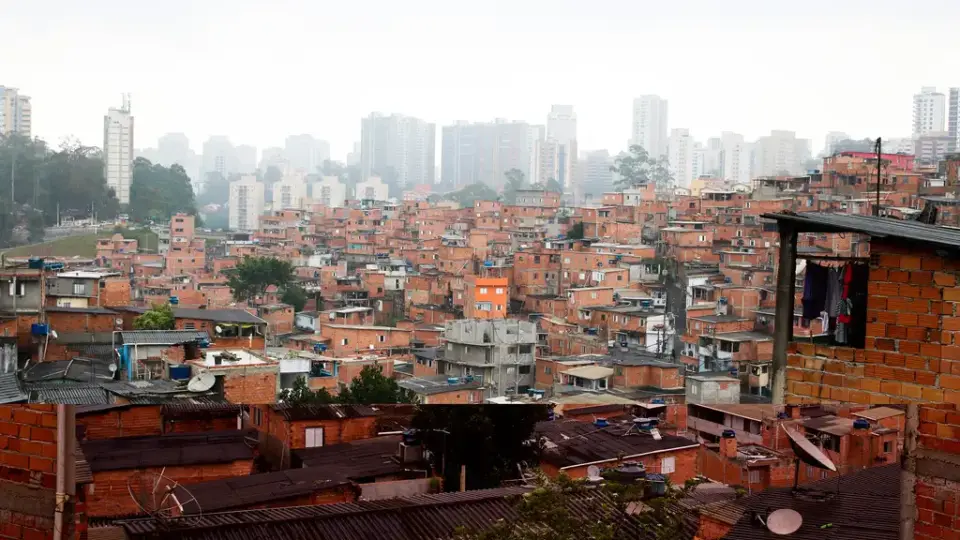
[285,135,330,174]
[547,105,577,145]
[631,95,668,158]
[822,131,850,157]
[913,87,946,139]
[442,120,536,189]
[103,95,134,205]
[702,137,723,178]
[691,143,706,181]
[0,86,31,137]
[753,130,806,177]
[720,132,752,184]
[235,145,258,174]
[228,175,264,231]
[949,88,959,152]
[360,113,435,189]
[202,136,239,181]
[156,133,190,167]
[580,150,615,197]
[346,142,361,166]
[259,147,286,172]
[668,128,694,188]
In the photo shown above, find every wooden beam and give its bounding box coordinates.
[771,224,798,405]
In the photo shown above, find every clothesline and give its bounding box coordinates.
[798,255,870,262]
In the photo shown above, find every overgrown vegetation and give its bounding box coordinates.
[133,303,175,330]
[278,365,416,405]
[443,183,498,208]
[226,256,296,302]
[128,158,199,223]
[611,145,674,191]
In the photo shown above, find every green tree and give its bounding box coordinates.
[226,256,295,302]
[443,183,498,208]
[566,221,585,240]
[454,471,699,540]
[197,172,230,206]
[278,375,336,405]
[503,169,525,204]
[133,303,175,330]
[281,285,308,312]
[129,158,198,222]
[338,365,417,404]
[412,405,549,492]
[611,145,675,191]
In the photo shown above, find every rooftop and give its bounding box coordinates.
[113,306,265,324]
[119,330,210,345]
[198,349,269,367]
[762,211,960,251]
[853,406,905,421]
[561,365,615,380]
[79,430,256,472]
[397,374,483,395]
[690,403,784,422]
[0,372,27,404]
[536,419,699,469]
[272,403,380,422]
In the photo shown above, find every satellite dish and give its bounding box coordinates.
[587,465,601,479]
[369,344,375,350]
[115,318,123,326]
[766,508,803,535]
[187,372,216,392]
[214,325,223,334]
[127,469,203,524]
[785,427,837,472]
[50,330,58,340]
[108,363,118,374]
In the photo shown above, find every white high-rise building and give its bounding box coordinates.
[259,147,287,173]
[701,137,723,178]
[314,176,347,208]
[441,120,539,189]
[202,136,239,181]
[360,113,435,189]
[235,145,258,174]
[103,95,134,205]
[668,128,694,188]
[631,95,668,158]
[720,132,752,184]
[547,105,577,145]
[534,138,577,192]
[285,134,330,174]
[822,131,850,157]
[580,150,615,198]
[0,86,31,137]
[272,173,307,209]
[913,87,946,139]
[228,176,264,231]
[948,88,959,152]
[753,130,805,177]
[691,143,706,182]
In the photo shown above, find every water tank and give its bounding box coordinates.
[447,377,459,385]
[646,474,667,496]
[651,398,666,405]
[30,323,49,336]
[729,367,739,377]
[169,364,192,380]
[853,418,871,430]
[594,418,609,428]
[28,257,44,269]
[634,418,659,431]
[721,429,736,439]
[169,296,179,305]
[402,429,420,445]
[604,461,647,485]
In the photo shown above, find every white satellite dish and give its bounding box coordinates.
[587,465,601,479]
[766,508,803,535]
[369,344,375,350]
[785,428,837,472]
[214,325,223,334]
[108,363,118,374]
[50,330,58,340]
[187,372,216,392]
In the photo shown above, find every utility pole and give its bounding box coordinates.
[874,137,882,217]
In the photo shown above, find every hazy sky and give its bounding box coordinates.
[3,0,958,160]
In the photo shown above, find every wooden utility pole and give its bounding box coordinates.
[874,138,882,216]
[459,465,466,492]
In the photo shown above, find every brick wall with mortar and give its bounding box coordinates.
[539,446,698,485]
[45,311,116,335]
[75,406,162,440]
[912,403,960,540]
[785,239,960,405]
[0,405,60,540]
[85,459,254,517]
[251,406,378,469]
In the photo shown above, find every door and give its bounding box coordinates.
[305,427,324,448]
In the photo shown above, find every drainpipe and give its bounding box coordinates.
[54,404,76,540]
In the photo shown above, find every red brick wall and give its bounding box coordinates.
[0,405,59,540]
[697,514,734,540]
[542,447,698,484]
[100,279,130,307]
[86,460,254,517]
[46,311,116,335]
[76,406,163,440]
[914,404,960,540]
[222,370,278,404]
[421,389,483,404]
[287,416,378,449]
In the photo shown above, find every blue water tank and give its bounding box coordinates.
[646,474,667,495]
[169,365,192,380]
[594,418,609,428]
[28,257,44,269]
[483,260,494,267]
[169,296,179,305]
[853,418,871,430]
[729,367,739,377]
[721,429,736,439]
[30,323,49,336]
[651,398,666,405]
[447,377,459,385]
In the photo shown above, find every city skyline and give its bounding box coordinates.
[3,0,958,161]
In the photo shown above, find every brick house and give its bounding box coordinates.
[318,324,411,357]
[186,350,280,404]
[46,270,124,308]
[258,303,295,340]
[250,404,380,468]
[397,374,484,404]
[535,419,699,483]
[74,403,243,440]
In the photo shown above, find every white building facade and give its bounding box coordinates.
[272,174,308,209]
[355,176,389,201]
[360,113,435,189]
[631,95,668,158]
[720,132,752,184]
[0,86,31,137]
[228,176,265,231]
[103,96,134,205]
[314,176,347,208]
[913,86,946,139]
[668,128,694,188]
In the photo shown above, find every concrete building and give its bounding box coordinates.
[259,147,287,172]
[360,113,435,189]
[235,145,258,174]
[346,141,361,166]
[949,87,959,152]
[752,130,808,177]
[314,176,347,208]
[822,131,849,157]
[914,131,952,166]
[202,136,239,181]
[0,86,31,137]
[355,176,389,201]
[580,150,615,199]
[913,86,946,138]
[285,134,330,174]
[720,132,752,184]
[631,95,668,158]
[439,319,538,399]
[272,174,308,209]
[228,175,265,231]
[103,95,134,205]
[547,105,576,146]
[668,128,694,188]
[534,138,576,192]
[441,120,537,189]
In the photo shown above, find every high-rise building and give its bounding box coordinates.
[701,137,723,178]
[0,86,31,137]
[103,95,134,205]
[259,147,287,172]
[202,136,239,181]
[235,145,258,174]
[228,175,265,231]
[631,95,668,158]
[580,150,615,198]
[691,143,706,182]
[915,132,952,166]
[668,128,694,188]
[534,138,577,192]
[913,87,946,139]
[272,173,307,209]
[285,134,330,174]
[360,113,435,189]
[720,132,752,184]
[547,105,577,145]
[441,119,538,189]
[823,131,850,157]
[753,130,805,177]
[346,142,361,166]
[949,88,959,152]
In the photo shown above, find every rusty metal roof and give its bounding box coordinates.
[80,429,256,472]
[273,403,380,421]
[761,211,960,250]
[536,419,700,469]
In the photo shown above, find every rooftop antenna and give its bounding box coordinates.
[127,469,202,530]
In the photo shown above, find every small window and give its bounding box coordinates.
[305,427,324,448]
[341,338,349,345]
[883,441,892,453]
[518,365,531,375]
[495,288,504,295]
[183,322,196,330]
[254,408,262,426]
[661,457,676,474]
[480,287,488,294]
[378,335,385,342]
[544,366,552,374]
[72,283,85,295]
[748,470,760,484]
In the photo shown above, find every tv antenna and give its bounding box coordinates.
[127,469,202,529]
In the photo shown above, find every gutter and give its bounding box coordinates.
[53,405,76,540]
[558,443,701,471]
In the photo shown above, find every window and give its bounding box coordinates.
[661,457,676,474]
[544,366,552,374]
[616,367,623,376]
[495,288,504,295]
[253,408,262,426]
[480,287,488,294]
[497,304,503,311]
[590,292,597,299]
[305,427,324,448]
[883,441,892,453]
[183,322,196,330]
[519,365,531,375]
[72,282,85,295]
[378,335,386,342]
[341,338,349,345]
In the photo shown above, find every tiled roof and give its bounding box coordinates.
[536,419,700,469]
[160,402,243,418]
[80,430,257,472]
[119,330,210,345]
[0,372,28,404]
[28,384,112,404]
[273,404,380,421]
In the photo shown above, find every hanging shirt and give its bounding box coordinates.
[801,263,829,319]
[826,267,843,318]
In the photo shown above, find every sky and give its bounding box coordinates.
[3,0,959,160]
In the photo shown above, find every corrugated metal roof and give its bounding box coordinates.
[0,372,28,404]
[28,384,112,404]
[274,404,380,421]
[116,306,266,324]
[80,429,257,472]
[160,402,242,418]
[119,330,210,345]
[761,211,960,249]
[536,419,699,469]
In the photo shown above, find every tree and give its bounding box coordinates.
[546,178,563,193]
[129,158,198,222]
[830,138,875,154]
[226,256,295,302]
[453,471,700,540]
[503,169,525,204]
[412,405,548,492]
[133,303,175,330]
[278,375,336,405]
[444,183,498,208]
[611,145,675,191]
[566,221,585,240]
[281,285,308,311]
[338,365,417,404]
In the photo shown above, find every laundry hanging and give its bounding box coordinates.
[801,263,830,320]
